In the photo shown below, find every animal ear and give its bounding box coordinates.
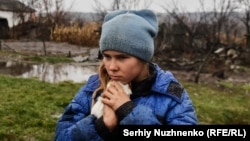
[117,82,132,95]
[123,84,132,95]
[107,81,111,88]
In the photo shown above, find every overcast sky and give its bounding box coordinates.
[65,0,219,13]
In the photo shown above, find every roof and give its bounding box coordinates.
[0,0,35,12]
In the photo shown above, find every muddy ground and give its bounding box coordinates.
[0,40,90,57]
[0,40,249,87]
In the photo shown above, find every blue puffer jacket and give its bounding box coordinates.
[55,63,198,141]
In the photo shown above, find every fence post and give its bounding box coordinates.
[0,40,2,50]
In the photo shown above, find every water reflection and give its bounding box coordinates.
[0,60,32,76]
[21,63,98,83]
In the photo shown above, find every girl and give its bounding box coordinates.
[55,9,198,141]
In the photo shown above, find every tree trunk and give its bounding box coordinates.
[246,34,250,48]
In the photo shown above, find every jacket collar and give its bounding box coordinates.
[130,63,157,99]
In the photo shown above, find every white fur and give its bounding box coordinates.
[91,82,131,118]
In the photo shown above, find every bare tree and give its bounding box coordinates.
[160,0,238,83]
[237,0,250,48]
[92,0,152,21]
[193,0,239,83]
[18,0,72,55]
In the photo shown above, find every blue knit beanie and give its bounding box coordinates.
[100,9,158,62]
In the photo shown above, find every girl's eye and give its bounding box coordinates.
[118,56,127,59]
[102,53,129,60]
[103,55,111,59]
[118,55,130,59]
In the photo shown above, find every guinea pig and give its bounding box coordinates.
[91,81,132,118]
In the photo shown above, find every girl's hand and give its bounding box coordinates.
[102,104,117,131]
[102,81,131,110]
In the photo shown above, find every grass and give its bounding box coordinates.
[0,75,82,141]
[0,74,249,140]
[185,82,250,124]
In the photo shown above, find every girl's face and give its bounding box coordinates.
[102,50,149,84]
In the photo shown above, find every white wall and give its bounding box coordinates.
[0,11,30,28]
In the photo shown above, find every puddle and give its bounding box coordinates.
[0,60,33,76]
[22,63,99,83]
[0,61,99,83]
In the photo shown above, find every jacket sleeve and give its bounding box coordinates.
[116,90,198,125]
[115,84,198,125]
[166,89,198,125]
[54,79,104,141]
[117,101,163,125]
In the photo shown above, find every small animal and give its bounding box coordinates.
[91,81,132,118]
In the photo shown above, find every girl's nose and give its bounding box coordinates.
[108,59,118,71]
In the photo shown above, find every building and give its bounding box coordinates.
[0,0,35,39]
